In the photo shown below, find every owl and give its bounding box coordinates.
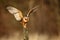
[6,6,39,28]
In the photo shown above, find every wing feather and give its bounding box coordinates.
[6,6,23,21]
[27,5,39,17]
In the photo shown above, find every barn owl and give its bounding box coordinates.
[6,6,39,28]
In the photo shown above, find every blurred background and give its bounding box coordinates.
[0,0,60,40]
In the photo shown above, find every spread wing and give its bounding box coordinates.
[6,6,23,21]
[27,5,39,17]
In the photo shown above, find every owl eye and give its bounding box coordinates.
[6,6,23,21]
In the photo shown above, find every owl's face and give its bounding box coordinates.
[23,17,29,23]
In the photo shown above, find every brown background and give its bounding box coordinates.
[0,0,60,40]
